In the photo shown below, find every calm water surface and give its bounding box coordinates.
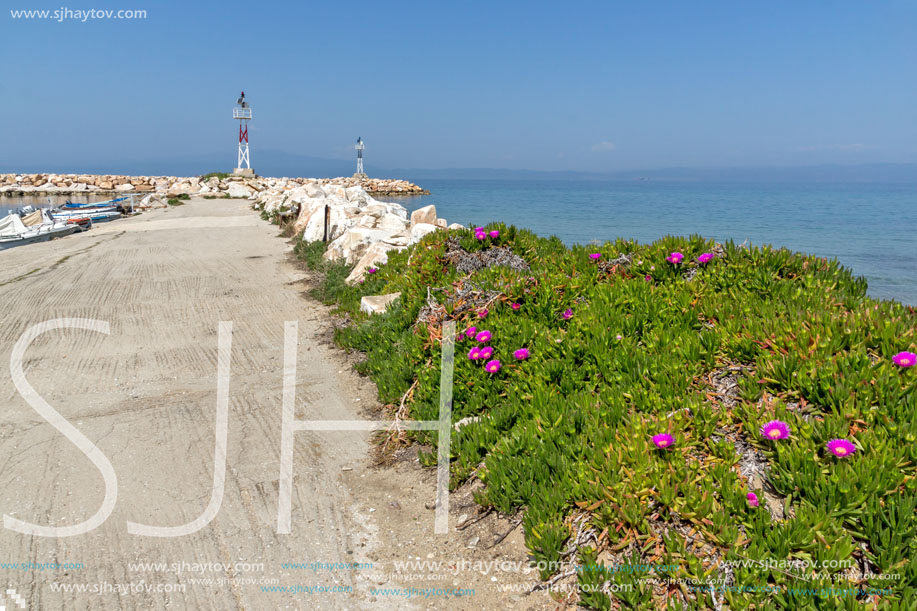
[380,179,917,304]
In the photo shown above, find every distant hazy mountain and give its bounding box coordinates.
[3,150,356,179]
[4,152,916,184]
[396,164,917,183]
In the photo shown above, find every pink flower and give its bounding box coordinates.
[826,439,857,458]
[468,347,482,360]
[511,302,521,311]
[484,359,502,373]
[367,267,377,274]
[477,309,489,318]
[464,326,477,338]
[562,308,573,320]
[697,253,713,264]
[475,232,486,241]
[616,334,623,340]
[589,253,601,260]
[474,227,484,233]
[760,420,791,441]
[513,348,530,360]
[746,492,759,508]
[478,346,494,360]
[489,230,500,238]
[892,351,916,367]
[652,433,674,449]
[475,330,492,343]
[644,274,652,282]
[666,252,684,264]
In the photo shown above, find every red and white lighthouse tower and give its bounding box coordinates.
[233,91,253,176]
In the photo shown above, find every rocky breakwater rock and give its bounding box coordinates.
[252,186,461,288]
[0,174,428,201]
[353,177,428,196]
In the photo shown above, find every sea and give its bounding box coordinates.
[3,180,915,304]
[379,179,917,305]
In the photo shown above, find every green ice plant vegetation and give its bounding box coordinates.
[294,225,916,609]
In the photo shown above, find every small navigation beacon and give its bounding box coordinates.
[354,137,366,178]
[233,91,253,175]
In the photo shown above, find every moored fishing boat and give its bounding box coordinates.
[61,196,129,209]
[49,206,121,222]
[0,213,78,250]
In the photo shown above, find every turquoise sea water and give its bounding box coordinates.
[381,179,917,305]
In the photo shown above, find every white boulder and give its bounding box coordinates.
[377,213,409,233]
[410,204,437,226]
[227,182,255,199]
[167,182,192,196]
[410,222,439,242]
[303,205,357,243]
[363,203,388,218]
[360,293,401,315]
[344,186,369,206]
[345,242,401,285]
[324,227,394,264]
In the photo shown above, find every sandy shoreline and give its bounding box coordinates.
[0,198,551,610]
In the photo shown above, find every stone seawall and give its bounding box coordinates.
[0,173,428,197]
[252,181,460,288]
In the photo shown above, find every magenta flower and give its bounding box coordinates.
[477,308,489,318]
[474,227,484,233]
[484,359,502,373]
[562,308,573,320]
[644,274,652,282]
[475,232,486,241]
[464,326,477,338]
[511,302,521,311]
[892,351,916,367]
[697,253,713,264]
[826,439,857,458]
[367,267,377,274]
[589,253,602,261]
[746,492,759,508]
[475,330,492,343]
[489,230,500,238]
[760,420,791,441]
[666,252,684,264]
[513,348,530,360]
[652,433,674,449]
[478,346,494,360]
[468,347,482,360]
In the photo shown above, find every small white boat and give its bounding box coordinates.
[49,206,121,223]
[0,213,78,250]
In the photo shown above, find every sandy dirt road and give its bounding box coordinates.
[0,199,557,611]
[0,199,405,610]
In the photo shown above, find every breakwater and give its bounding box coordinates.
[0,174,428,197]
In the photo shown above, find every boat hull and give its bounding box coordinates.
[0,225,77,249]
[50,208,121,222]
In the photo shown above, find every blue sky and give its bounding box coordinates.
[3,0,916,172]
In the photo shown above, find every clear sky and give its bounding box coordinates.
[3,0,916,172]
